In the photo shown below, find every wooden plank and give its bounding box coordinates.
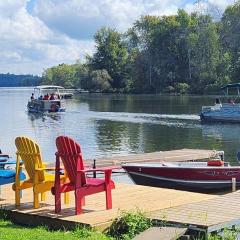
[133,227,188,240]
[84,149,222,167]
[150,191,240,232]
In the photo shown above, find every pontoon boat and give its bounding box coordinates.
[200,83,240,123]
[27,85,66,113]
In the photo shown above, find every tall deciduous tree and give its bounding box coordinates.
[221,1,240,81]
[91,27,128,89]
[42,64,77,88]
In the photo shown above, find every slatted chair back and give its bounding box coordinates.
[56,136,84,184]
[15,136,45,182]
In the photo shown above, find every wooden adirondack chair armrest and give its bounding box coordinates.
[78,168,111,173]
[35,167,60,171]
[79,165,121,173]
[78,168,113,183]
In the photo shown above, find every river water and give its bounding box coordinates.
[0,88,240,166]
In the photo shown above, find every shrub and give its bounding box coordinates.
[207,228,240,240]
[174,83,190,94]
[107,210,152,240]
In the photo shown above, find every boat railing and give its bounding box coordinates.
[202,104,221,113]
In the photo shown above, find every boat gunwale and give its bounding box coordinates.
[121,163,240,170]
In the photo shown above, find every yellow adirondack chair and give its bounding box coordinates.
[13,136,69,208]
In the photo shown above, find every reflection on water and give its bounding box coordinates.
[28,112,62,122]
[0,88,239,165]
[201,123,240,140]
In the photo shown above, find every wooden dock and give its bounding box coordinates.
[1,148,238,238]
[85,149,223,168]
[150,190,240,235]
[0,183,215,230]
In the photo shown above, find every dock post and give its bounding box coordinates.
[232,178,236,192]
[93,159,96,178]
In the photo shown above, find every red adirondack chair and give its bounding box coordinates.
[52,136,115,215]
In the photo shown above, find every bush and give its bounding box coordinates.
[174,83,190,94]
[107,210,152,240]
[208,228,240,240]
[90,69,113,92]
[164,85,176,93]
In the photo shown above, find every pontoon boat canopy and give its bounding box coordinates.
[34,85,65,90]
[221,83,240,95]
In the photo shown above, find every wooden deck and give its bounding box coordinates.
[151,190,240,234]
[0,183,215,230]
[1,148,238,237]
[84,149,222,168]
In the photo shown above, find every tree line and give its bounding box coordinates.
[41,1,240,94]
[0,73,41,87]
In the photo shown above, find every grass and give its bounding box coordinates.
[1,214,240,240]
[207,229,240,240]
[0,210,152,240]
[0,219,112,240]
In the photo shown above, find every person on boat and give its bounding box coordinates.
[43,94,49,100]
[215,98,222,107]
[50,93,56,100]
[30,93,34,100]
[228,98,235,104]
[38,95,43,100]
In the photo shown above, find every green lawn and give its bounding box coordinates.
[0,219,112,240]
[1,218,239,240]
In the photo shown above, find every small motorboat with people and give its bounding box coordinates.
[121,156,240,192]
[200,83,240,123]
[27,85,66,113]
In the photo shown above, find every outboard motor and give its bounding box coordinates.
[237,150,240,163]
[217,150,224,161]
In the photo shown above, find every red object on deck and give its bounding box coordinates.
[207,160,224,166]
[52,136,115,215]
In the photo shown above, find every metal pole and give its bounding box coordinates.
[93,159,96,178]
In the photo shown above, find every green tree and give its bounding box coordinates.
[42,64,77,88]
[91,27,128,90]
[187,14,220,93]
[90,69,112,92]
[221,1,240,81]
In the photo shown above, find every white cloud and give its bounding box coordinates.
[32,0,182,39]
[0,0,236,75]
[0,0,94,75]
[185,0,234,17]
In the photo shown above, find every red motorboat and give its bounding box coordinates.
[121,160,240,192]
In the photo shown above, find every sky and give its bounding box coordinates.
[0,0,235,76]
